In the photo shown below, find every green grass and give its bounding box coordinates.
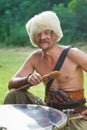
[0,47,87,104]
[0,47,45,104]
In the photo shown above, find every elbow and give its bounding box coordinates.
[8,80,13,90]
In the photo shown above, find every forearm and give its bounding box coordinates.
[8,76,32,90]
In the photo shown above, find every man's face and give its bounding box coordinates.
[34,30,58,50]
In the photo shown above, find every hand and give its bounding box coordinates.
[81,110,87,120]
[28,73,42,86]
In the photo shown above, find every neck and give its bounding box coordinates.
[41,45,61,62]
[42,44,58,56]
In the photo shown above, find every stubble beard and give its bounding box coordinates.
[39,38,55,50]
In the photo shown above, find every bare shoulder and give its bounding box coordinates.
[68,46,87,71]
[28,49,42,59]
[26,49,42,66]
[68,46,87,57]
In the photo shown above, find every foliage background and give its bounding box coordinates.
[0,0,87,47]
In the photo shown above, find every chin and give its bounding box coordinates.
[40,44,49,49]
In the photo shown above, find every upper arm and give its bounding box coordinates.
[68,47,87,72]
[13,53,36,78]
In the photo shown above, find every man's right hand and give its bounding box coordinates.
[27,73,42,86]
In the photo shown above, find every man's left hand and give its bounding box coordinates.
[81,110,87,120]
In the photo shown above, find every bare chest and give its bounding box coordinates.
[36,56,83,89]
[35,57,57,75]
[35,56,77,77]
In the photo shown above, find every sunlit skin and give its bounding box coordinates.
[9,30,87,119]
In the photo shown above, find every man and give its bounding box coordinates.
[4,11,87,129]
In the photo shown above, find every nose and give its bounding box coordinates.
[40,32,46,40]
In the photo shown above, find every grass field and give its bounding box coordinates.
[0,46,87,104]
[0,47,45,104]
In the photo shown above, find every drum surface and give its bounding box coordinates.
[0,104,67,130]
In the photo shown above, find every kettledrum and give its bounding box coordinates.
[0,104,67,130]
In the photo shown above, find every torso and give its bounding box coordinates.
[30,45,84,91]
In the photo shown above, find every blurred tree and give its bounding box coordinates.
[68,0,87,41]
[53,0,87,44]
[0,0,87,47]
[53,3,77,44]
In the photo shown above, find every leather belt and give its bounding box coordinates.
[46,89,87,111]
[47,98,86,110]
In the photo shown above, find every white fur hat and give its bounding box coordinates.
[25,11,63,47]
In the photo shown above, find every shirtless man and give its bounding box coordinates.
[4,11,87,129]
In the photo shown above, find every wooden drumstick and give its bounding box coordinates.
[69,115,84,120]
[42,71,60,85]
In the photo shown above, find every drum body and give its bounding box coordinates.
[0,104,67,130]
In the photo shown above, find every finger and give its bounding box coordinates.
[81,110,87,120]
[29,73,42,85]
[35,73,42,82]
[81,110,87,116]
[83,116,87,120]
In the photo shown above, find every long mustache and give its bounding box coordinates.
[39,39,50,43]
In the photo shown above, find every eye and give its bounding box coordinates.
[45,30,51,35]
[35,33,41,40]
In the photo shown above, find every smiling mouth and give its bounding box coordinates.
[41,42,47,44]
[41,41,48,43]
[41,40,49,44]
[40,42,48,45]
[39,42,49,48]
